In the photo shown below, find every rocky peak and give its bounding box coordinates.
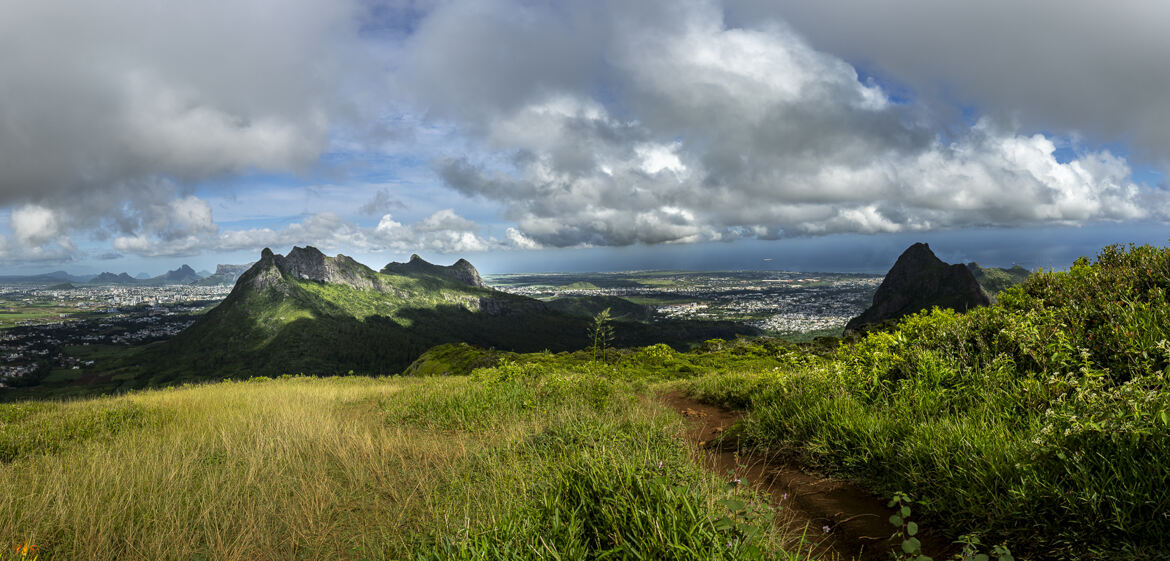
[381,254,487,288]
[845,243,991,333]
[450,258,486,288]
[234,246,381,294]
[275,246,379,290]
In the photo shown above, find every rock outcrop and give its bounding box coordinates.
[845,243,991,333]
[235,246,386,294]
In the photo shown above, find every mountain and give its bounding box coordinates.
[195,263,254,286]
[89,272,139,284]
[0,271,91,286]
[381,254,486,288]
[966,262,1030,297]
[126,246,753,385]
[147,264,203,284]
[845,243,991,333]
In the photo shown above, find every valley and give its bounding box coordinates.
[489,270,883,335]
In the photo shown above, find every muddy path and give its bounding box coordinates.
[662,391,952,561]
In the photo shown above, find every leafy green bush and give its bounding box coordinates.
[684,244,1170,559]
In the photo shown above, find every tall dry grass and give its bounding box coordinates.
[2,374,811,560]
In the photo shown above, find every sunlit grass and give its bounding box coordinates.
[0,374,811,560]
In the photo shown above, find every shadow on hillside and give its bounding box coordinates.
[3,303,757,401]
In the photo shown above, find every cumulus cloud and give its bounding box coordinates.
[0,0,375,260]
[10,205,63,247]
[408,0,1169,248]
[105,203,524,258]
[4,0,1169,264]
[725,0,1170,163]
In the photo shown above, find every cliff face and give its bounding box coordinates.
[275,246,382,290]
[845,243,991,333]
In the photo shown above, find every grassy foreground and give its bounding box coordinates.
[0,373,809,561]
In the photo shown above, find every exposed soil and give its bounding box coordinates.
[661,391,952,561]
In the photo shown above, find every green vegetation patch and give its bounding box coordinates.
[682,244,1170,560]
[0,399,151,462]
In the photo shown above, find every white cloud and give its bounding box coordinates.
[10,205,62,247]
[416,0,1167,248]
[727,0,1170,162]
[0,0,373,216]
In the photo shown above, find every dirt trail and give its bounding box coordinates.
[662,391,951,561]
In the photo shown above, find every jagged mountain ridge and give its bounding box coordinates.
[381,254,486,288]
[139,247,571,381]
[845,243,991,333]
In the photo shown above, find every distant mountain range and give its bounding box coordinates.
[0,270,92,285]
[114,246,753,385]
[0,263,255,287]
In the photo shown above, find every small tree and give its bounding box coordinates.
[588,307,614,362]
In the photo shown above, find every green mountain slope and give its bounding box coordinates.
[545,295,653,321]
[118,247,754,386]
[966,262,1031,296]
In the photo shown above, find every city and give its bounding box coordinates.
[487,270,882,335]
[0,284,231,386]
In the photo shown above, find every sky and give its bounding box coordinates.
[1,0,1169,275]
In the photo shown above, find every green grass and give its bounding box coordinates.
[0,375,812,561]
[680,244,1170,560]
[0,307,72,328]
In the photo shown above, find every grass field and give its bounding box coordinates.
[0,308,70,329]
[0,374,812,561]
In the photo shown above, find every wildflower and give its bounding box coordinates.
[13,544,38,559]
[657,461,663,470]
[781,493,789,501]
[822,524,831,533]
